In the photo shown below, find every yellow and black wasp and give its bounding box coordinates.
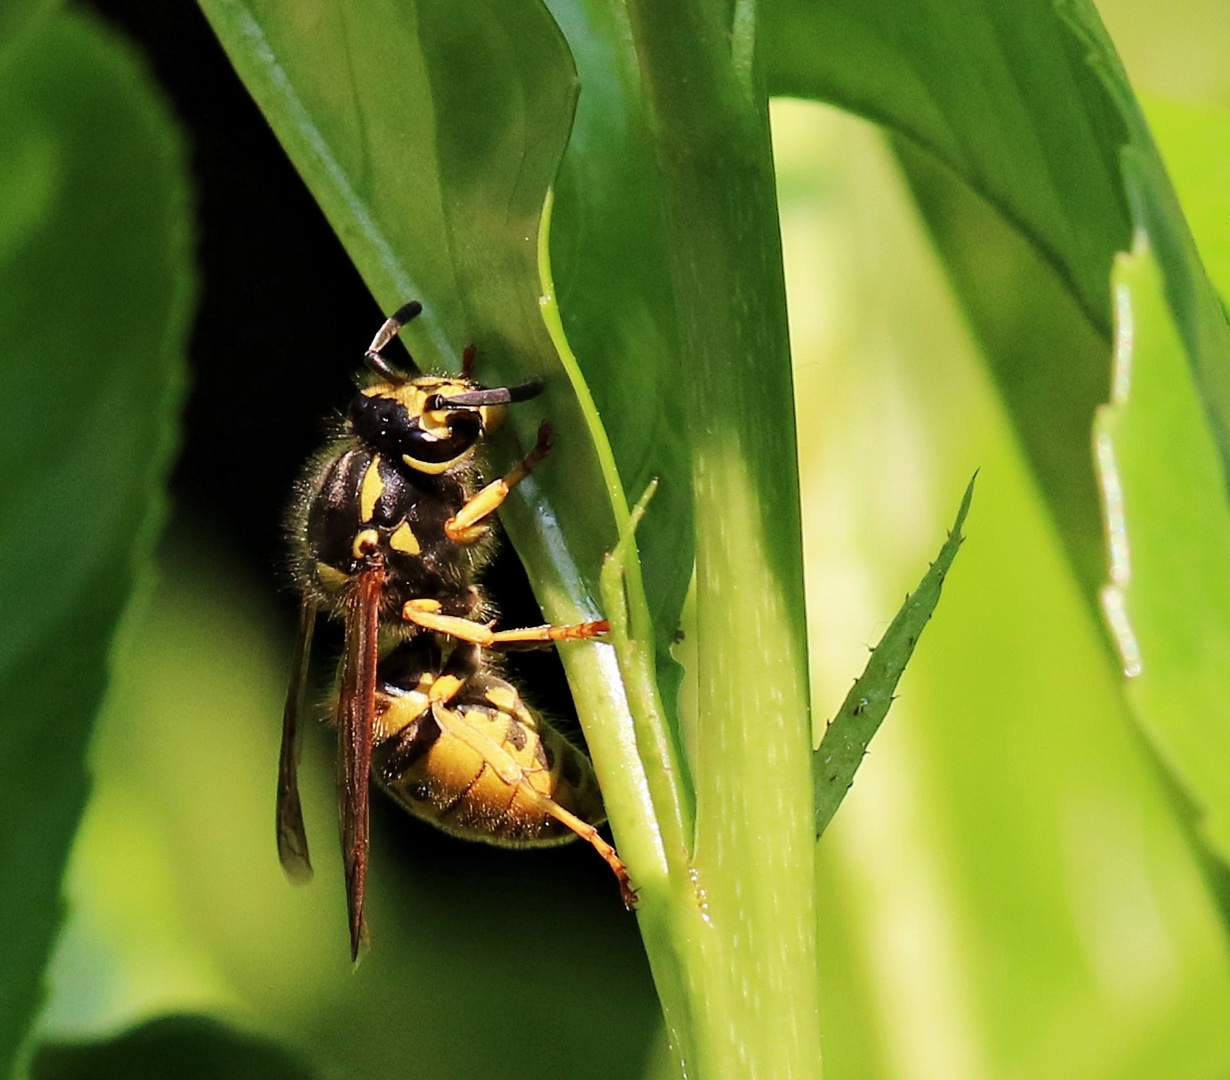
[276,301,633,959]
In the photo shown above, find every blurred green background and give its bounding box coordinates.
[6,0,1230,1078]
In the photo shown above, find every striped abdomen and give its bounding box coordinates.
[372,670,605,846]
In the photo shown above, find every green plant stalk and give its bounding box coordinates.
[537,199,702,1068]
[622,1,823,1077]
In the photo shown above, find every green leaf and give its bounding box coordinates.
[1061,4,1230,487]
[1094,240,1230,865]
[32,1016,316,1080]
[0,0,58,71]
[1143,97,1230,312]
[814,475,973,836]
[542,0,692,704]
[0,9,193,1076]
[763,0,1230,621]
[761,0,1131,336]
[781,97,1230,1080]
[760,0,1128,618]
[892,141,1111,607]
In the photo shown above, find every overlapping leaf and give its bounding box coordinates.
[0,10,193,1074]
[763,0,1230,879]
[1095,243,1230,867]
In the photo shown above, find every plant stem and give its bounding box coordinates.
[621,2,823,1077]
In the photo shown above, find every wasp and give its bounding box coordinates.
[276,302,633,959]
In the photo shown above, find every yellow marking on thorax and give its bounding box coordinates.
[389,521,421,555]
[352,528,380,559]
[359,454,385,523]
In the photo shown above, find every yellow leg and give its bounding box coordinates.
[537,798,637,907]
[403,599,608,645]
[427,673,464,706]
[445,422,552,544]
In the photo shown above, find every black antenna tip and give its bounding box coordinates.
[507,377,545,403]
[391,301,422,325]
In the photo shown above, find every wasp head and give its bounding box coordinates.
[350,303,543,475]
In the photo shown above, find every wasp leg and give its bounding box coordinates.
[533,799,637,909]
[444,422,553,544]
[461,344,477,379]
[420,639,488,707]
[429,700,636,907]
[403,599,608,645]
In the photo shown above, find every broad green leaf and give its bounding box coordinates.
[1142,97,1230,305]
[1062,4,1230,485]
[1094,241,1230,866]
[892,141,1111,607]
[33,1016,316,1080]
[0,9,193,1076]
[760,0,1125,613]
[761,0,1130,336]
[0,0,58,71]
[543,0,692,708]
[780,97,1230,1080]
[814,475,972,836]
[763,0,1230,621]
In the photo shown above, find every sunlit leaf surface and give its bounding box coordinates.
[1094,243,1230,869]
[0,10,192,1073]
[779,98,1230,1080]
[762,0,1130,334]
[1142,97,1230,303]
[761,0,1126,616]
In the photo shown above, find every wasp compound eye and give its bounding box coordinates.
[349,394,413,453]
[349,393,483,467]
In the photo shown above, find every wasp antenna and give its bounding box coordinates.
[365,302,424,382]
[440,378,545,408]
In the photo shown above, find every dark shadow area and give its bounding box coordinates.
[33,1015,317,1080]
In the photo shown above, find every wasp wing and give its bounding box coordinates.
[277,599,317,883]
[339,563,385,962]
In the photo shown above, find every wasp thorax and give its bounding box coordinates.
[349,383,484,474]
